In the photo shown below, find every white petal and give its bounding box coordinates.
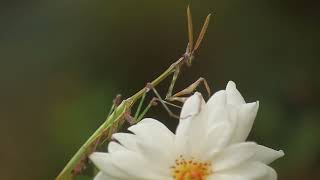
[252,145,285,164]
[128,119,174,171]
[205,91,238,131]
[216,162,272,179]
[208,174,247,180]
[226,81,245,105]
[128,118,175,158]
[206,105,229,126]
[135,117,165,126]
[175,92,206,156]
[204,121,233,155]
[212,142,258,171]
[126,119,175,175]
[197,92,239,159]
[108,141,126,153]
[110,150,167,179]
[205,90,227,114]
[180,92,205,119]
[175,113,208,158]
[112,133,139,151]
[128,118,174,150]
[231,101,259,143]
[257,165,277,180]
[94,172,118,180]
[205,94,227,125]
[203,105,238,159]
[186,112,210,158]
[90,152,129,179]
[135,139,173,176]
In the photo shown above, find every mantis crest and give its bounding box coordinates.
[56,6,212,180]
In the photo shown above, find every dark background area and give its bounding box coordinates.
[0,0,319,179]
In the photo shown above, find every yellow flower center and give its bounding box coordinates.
[171,155,212,180]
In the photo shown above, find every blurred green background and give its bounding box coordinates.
[1,0,319,179]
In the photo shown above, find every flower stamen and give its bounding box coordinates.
[171,155,212,180]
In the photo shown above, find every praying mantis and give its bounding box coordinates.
[56,6,212,180]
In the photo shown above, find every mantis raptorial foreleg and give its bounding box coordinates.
[148,76,212,120]
[166,77,211,103]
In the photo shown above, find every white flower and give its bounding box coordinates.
[90,81,284,180]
